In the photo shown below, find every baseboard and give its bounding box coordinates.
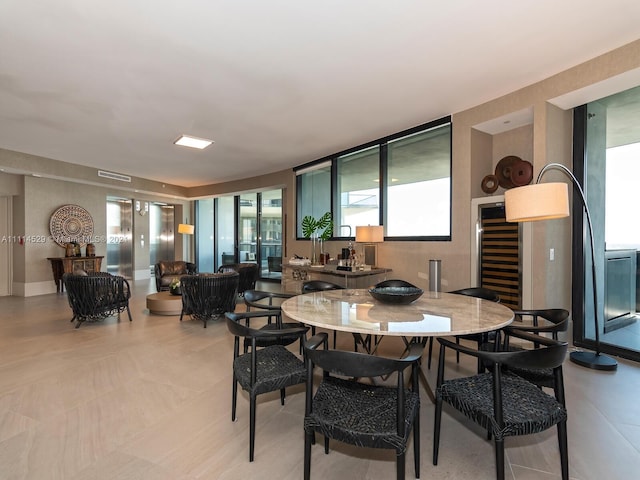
[13,281,58,297]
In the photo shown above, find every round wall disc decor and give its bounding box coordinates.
[49,204,94,247]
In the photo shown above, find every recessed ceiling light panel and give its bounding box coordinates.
[174,135,214,150]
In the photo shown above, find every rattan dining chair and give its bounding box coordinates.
[303,334,423,480]
[225,311,309,462]
[433,333,569,480]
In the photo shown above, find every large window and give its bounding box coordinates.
[296,161,331,237]
[386,124,451,237]
[337,146,380,236]
[295,117,451,239]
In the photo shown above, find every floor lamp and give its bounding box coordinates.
[178,223,194,263]
[504,162,617,371]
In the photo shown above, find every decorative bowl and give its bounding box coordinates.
[368,286,424,304]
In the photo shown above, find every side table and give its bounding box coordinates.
[146,291,183,315]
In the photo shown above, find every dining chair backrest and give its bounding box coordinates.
[449,287,501,302]
[244,289,295,312]
[509,308,569,340]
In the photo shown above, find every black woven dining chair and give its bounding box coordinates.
[303,334,423,480]
[433,333,569,480]
[426,287,501,369]
[225,311,309,462]
[244,289,295,315]
[242,289,302,350]
[490,308,570,389]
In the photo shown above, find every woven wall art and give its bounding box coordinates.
[49,204,94,247]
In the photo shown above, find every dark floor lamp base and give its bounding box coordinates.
[570,350,617,371]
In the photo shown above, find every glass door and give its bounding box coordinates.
[216,196,235,268]
[196,199,214,273]
[260,189,283,280]
[579,84,640,360]
[238,193,258,264]
[195,189,283,279]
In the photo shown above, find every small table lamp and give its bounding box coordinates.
[355,225,384,267]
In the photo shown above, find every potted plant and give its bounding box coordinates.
[302,212,333,264]
[169,278,182,296]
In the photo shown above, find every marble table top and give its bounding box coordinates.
[281,289,514,337]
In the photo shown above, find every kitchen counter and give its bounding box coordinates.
[281,262,391,293]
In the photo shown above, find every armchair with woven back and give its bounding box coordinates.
[63,271,132,328]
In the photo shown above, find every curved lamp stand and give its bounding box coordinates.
[505,162,617,371]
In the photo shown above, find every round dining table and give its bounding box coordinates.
[281,288,515,402]
[280,288,514,339]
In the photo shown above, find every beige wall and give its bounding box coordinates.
[0,150,190,296]
[2,39,640,299]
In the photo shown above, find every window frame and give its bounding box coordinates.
[294,115,452,241]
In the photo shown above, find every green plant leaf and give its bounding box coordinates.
[317,212,333,240]
[301,215,317,238]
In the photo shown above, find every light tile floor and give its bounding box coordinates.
[1,279,639,479]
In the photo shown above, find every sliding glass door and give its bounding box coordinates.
[578,84,640,361]
[238,193,258,264]
[260,190,283,279]
[195,189,283,280]
[217,196,235,267]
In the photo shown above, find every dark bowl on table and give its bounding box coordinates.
[373,279,418,289]
[368,286,424,304]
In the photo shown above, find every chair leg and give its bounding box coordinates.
[333,330,337,349]
[455,337,460,363]
[280,388,285,406]
[231,375,238,421]
[433,397,442,465]
[494,438,505,480]
[304,430,313,480]
[558,420,569,480]
[249,395,256,462]
[126,305,132,321]
[413,412,420,478]
[427,337,434,369]
[324,436,329,454]
[396,451,405,480]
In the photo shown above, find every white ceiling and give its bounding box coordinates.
[1,1,639,188]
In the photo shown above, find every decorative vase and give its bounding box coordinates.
[170,285,181,296]
[318,238,327,264]
[85,243,95,257]
[311,234,319,265]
